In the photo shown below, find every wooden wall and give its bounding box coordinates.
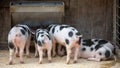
[0,0,113,49]
[0,0,11,49]
[66,0,113,40]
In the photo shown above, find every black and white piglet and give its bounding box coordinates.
[8,24,31,65]
[47,24,82,64]
[34,29,52,64]
[79,39,116,61]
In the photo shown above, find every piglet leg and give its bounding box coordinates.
[48,48,52,63]
[19,47,24,64]
[52,42,56,57]
[35,43,38,58]
[73,47,80,63]
[15,47,19,57]
[26,39,31,58]
[66,46,71,64]
[9,49,14,65]
[38,47,43,64]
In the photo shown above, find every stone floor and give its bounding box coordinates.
[0,50,120,68]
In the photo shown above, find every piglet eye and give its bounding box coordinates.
[99,52,102,55]
[41,35,44,37]
[90,47,94,51]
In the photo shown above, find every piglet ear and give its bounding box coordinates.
[30,28,35,35]
[78,35,83,37]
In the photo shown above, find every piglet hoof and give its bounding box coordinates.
[66,61,70,64]
[26,55,31,58]
[9,61,13,65]
[58,52,65,57]
[16,54,19,57]
[43,56,47,58]
[48,60,52,63]
[20,61,24,64]
[35,56,39,58]
[52,53,56,57]
[43,54,47,58]
[52,54,56,57]
[39,61,42,64]
[58,54,64,57]
[16,55,19,57]
[73,60,77,63]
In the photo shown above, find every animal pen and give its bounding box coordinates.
[0,0,120,68]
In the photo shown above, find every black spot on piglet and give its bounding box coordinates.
[46,35,51,40]
[8,42,14,49]
[68,31,73,37]
[47,25,53,31]
[65,39,69,45]
[94,39,98,42]
[105,50,110,58]
[83,39,94,47]
[52,25,56,33]
[95,40,108,50]
[98,40,108,44]
[95,44,102,50]
[60,25,69,30]
[20,29,25,35]
[81,47,86,51]
[90,47,94,51]
[37,41,42,46]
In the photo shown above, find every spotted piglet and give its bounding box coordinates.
[34,29,52,64]
[8,24,31,65]
[48,24,82,64]
[79,39,116,61]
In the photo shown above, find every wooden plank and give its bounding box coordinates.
[90,0,107,39]
[10,0,70,14]
[68,0,78,24]
[105,0,113,42]
[0,8,11,44]
[11,0,69,8]
[10,2,64,13]
[74,0,113,40]
[11,0,70,24]
[113,0,117,45]
[77,0,92,38]
[0,0,10,7]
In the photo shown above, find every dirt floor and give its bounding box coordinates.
[0,50,120,68]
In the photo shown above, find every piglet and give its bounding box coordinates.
[8,24,31,65]
[48,24,82,64]
[34,29,52,64]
